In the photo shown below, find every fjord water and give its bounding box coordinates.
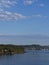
[0,50,49,65]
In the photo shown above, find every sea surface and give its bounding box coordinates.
[0,50,49,65]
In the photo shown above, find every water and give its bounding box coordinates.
[0,50,49,65]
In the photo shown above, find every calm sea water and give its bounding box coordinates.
[0,50,49,65]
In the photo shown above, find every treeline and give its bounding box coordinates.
[0,44,25,55]
[0,44,49,55]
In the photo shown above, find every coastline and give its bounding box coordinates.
[0,44,49,55]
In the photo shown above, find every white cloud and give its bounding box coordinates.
[0,9,27,20]
[14,13,26,20]
[0,9,47,21]
[5,11,12,15]
[40,4,45,7]
[24,0,38,5]
[39,4,45,7]
[32,14,47,18]
[32,14,42,17]
[24,0,33,5]
[0,8,3,13]
[0,0,17,8]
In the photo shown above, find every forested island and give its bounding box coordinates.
[0,44,49,55]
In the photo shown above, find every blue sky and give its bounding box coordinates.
[0,0,49,35]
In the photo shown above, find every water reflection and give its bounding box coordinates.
[0,50,49,65]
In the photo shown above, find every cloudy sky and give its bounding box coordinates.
[0,0,49,35]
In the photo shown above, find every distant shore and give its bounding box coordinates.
[0,44,25,55]
[0,44,49,55]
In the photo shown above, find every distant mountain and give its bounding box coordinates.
[0,35,49,45]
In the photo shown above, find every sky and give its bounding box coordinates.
[0,0,49,36]
[0,35,49,45]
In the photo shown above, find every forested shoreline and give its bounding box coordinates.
[0,44,49,55]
